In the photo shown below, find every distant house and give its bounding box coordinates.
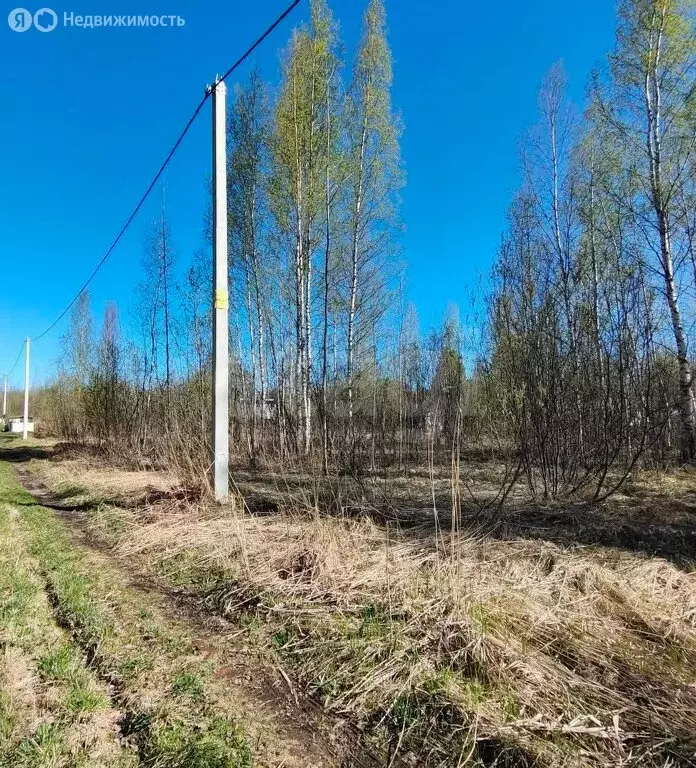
[6,417,34,434]
[248,396,276,421]
[258,397,276,421]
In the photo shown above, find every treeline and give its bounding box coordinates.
[488,0,696,497]
[34,0,696,500]
[39,0,466,479]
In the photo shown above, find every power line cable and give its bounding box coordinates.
[5,341,25,380]
[32,96,208,342]
[218,0,300,84]
[32,0,301,343]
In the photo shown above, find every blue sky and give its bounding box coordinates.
[0,0,617,387]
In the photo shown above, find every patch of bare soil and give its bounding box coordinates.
[0,646,40,736]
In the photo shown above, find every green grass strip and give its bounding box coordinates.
[0,461,250,768]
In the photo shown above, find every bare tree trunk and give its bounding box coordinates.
[243,250,258,463]
[302,57,320,460]
[587,161,604,384]
[370,335,377,472]
[332,320,338,429]
[249,194,266,455]
[548,90,584,460]
[321,77,332,475]
[347,120,368,450]
[161,215,171,414]
[644,12,696,461]
[398,339,404,470]
[660,212,695,459]
[292,62,306,457]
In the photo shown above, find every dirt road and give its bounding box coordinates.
[0,455,365,768]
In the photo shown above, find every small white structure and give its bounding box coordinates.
[7,417,34,434]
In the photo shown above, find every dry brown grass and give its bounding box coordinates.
[26,451,696,767]
[39,459,177,504]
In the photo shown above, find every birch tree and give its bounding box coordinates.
[344,0,402,445]
[603,0,696,460]
[228,71,271,464]
[271,0,338,456]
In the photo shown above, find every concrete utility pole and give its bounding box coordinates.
[2,374,7,420]
[210,78,229,502]
[22,338,30,440]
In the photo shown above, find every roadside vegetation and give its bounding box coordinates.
[0,456,252,768]
[17,439,696,767]
[0,472,131,767]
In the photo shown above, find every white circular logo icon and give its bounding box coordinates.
[33,7,57,31]
[8,7,32,31]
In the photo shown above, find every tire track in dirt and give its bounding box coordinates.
[0,501,133,767]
